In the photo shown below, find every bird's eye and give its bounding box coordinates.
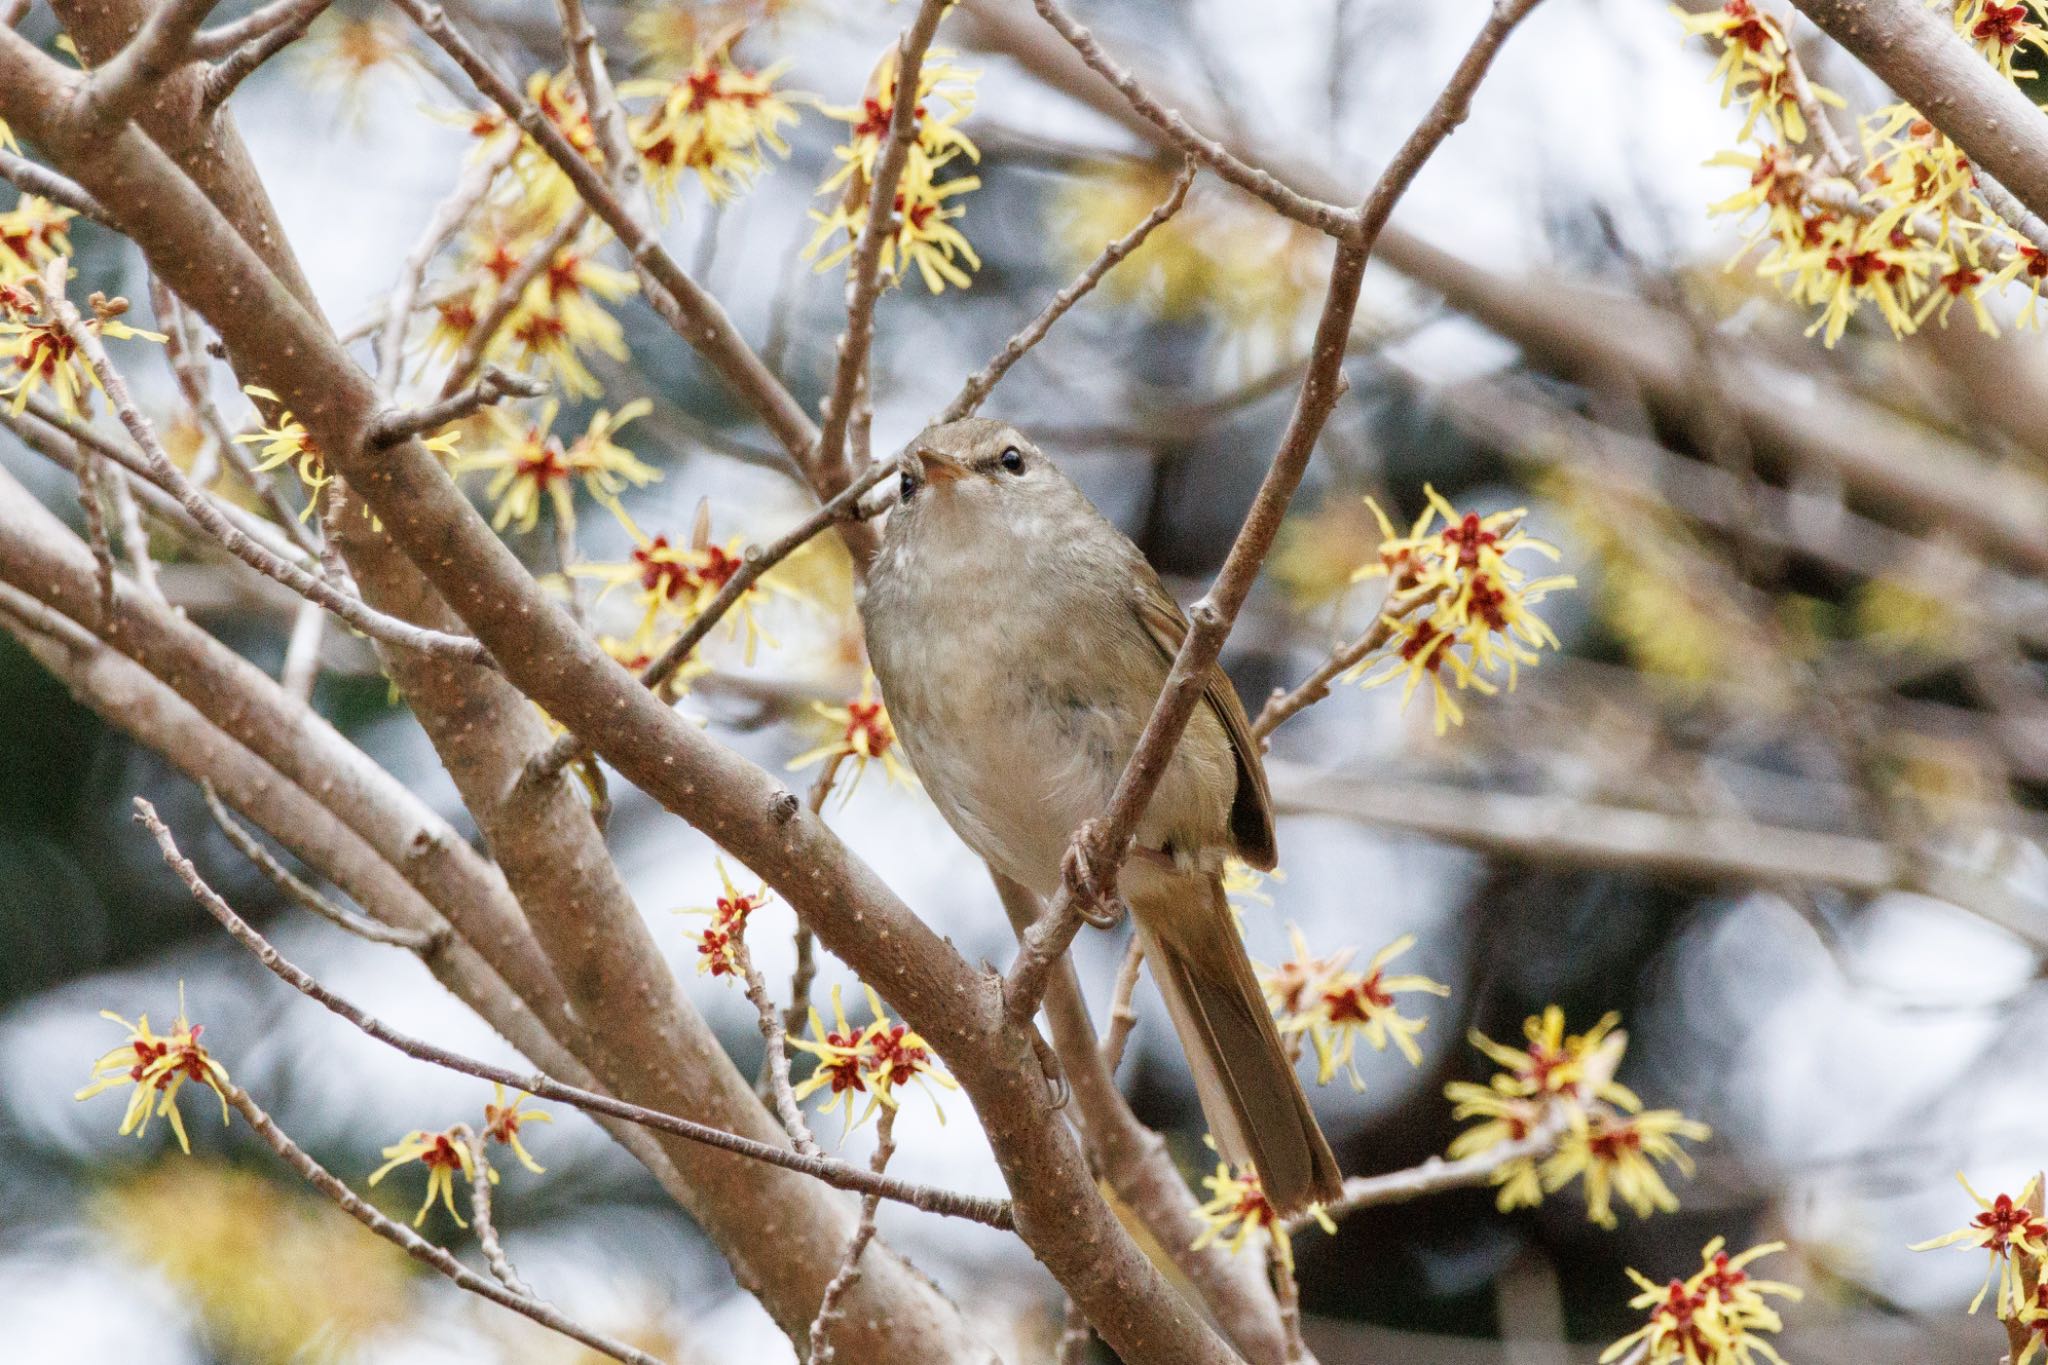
[899,470,918,502]
[999,447,1025,474]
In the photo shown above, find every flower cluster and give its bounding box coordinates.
[1259,928,1450,1090]
[1192,1147,1336,1274]
[807,49,982,292]
[1,280,163,419]
[75,994,233,1155]
[369,1087,551,1227]
[1445,1007,1711,1227]
[1680,0,2048,343]
[678,859,774,978]
[578,500,811,667]
[454,397,658,533]
[1599,1239,1801,1365]
[1911,1172,2048,1321]
[0,194,75,288]
[623,38,801,210]
[785,671,913,795]
[788,984,956,1136]
[1345,487,1573,735]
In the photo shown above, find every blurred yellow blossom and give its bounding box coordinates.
[457,397,658,533]
[0,194,76,283]
[2,285,163,419]
[1542,1105,1712,1229]
[483,1084,552,1176]
[1191,1143,1334,1274]
[75,993,232,1155]
[624,39,801,209]
[578,501,811,665]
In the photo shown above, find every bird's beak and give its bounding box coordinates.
[915,445,969,486]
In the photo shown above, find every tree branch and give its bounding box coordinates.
[0,148,105,218]
[189,0,330,58]
[815,0,952,485]
[939,158,1195,424]
[87,0,220,121]
[200,0,329,110]
[371,364,546,446]
[806,1107,896,1365]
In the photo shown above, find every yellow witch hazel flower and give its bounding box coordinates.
[789,984,956,1137]
[1346,487,1573,735]
[1262,929,1450,1090]
[1191,1138,1335,1274]
[483,1084,552,1175]
[676,857,773,980]
[623,36,802,211]
[1600,1239,1801,1365]
[1,284,164,419]
[1,195,78,285]
[1445,1007,1710,1225]
[456,397,658,534]
[1911,1172,2048,1318]
[368,1127,489,1228]
[75,990,233,1155]
[806,48,982,293]
[786,671,914,796]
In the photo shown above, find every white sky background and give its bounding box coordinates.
[3,0,2047,1360]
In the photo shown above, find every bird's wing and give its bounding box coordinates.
[1131,577,1278,869]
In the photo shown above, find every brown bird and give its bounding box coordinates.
[859,417,1343,1213]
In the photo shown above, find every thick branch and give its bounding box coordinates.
[87,0,220,121]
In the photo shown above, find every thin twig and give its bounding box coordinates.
[201,780,443,951]
[371,364,546,446]
[0,149,105,219]
[1250,581,1426,740]
[71,426,118,627]
[815,0,951,485]
[1027,0,1354,239]
[805,1106,896,1365]
[525,460,897,785]
[200,0,331,109]
[1004,0,1549,1024]
[278,598,326,700]
[1270,1240,1307,1364]
[378,135,519,396]
[189,0,331,58]
[133,798,1014,1230]
[42,261,495,666]
[552,0,633,195]
[1289,1111,1566,1233]
[781,754,847,1058]
[226,1087,668,1365]
[436,203,589,400]
[735,933,823,1158]
[939,159,1195,424]
[462,1127,535,1296]
[394,0,821,465]
[106,467,163,603]
[1098,937,1145,1074]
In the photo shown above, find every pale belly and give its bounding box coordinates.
[863,527,1235,897]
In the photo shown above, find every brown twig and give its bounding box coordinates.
[371,364,546,446]
[395,0,820,465]
[106,466,164,603]
[779,753,847,1087]
[1098,937,1145,1074]
[70,425,118,627]
[436,203,590,399]
[1004,0,1548,1024]
[134,797,1015,1230]
[1250,580,1427,740]
[805,1106,896,1365]
[201,779,443,951]
[734,932,823,1158]
[551,0,633,195]
[1027,0,1354,239]
[189,0,330,58]
[0,149,104,219]
[939,158,1196,424]
[226,1087,668,1364]
[1271,1241,1307,1364]
[462,1127,536,1297]
[524,459,897,785]
[815,0,951,485]
[200,0,329,109]
[43,262,494,666]
[1286,1109,1567,1233]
